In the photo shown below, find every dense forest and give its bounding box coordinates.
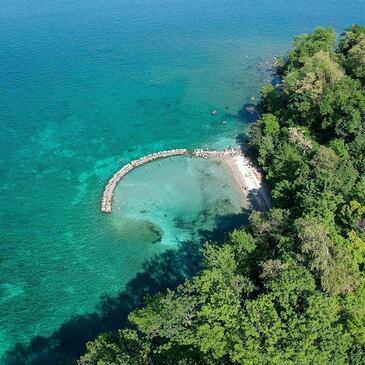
[78,25,365,364]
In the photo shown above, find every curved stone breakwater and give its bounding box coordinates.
[101,147,241,213]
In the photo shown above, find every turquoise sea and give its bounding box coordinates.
[0,0,364,363]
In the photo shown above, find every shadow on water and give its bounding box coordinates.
[235,133,251,152]
[2,210,250,365]
[224,103,259,125]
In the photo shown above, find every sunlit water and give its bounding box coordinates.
[0,0,364,362]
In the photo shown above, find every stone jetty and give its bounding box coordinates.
[101,147,242,213]
[191,147,240,158]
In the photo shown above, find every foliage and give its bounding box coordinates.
[285,27,337,70]
[347,36,365,85]
[282,51,345,128]
[339,25,365,56]
[320,77,365,138]
[78,330,152,365]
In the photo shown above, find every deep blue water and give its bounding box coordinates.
[0,0,364,362]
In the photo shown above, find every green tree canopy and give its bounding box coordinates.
[286,27,337,70]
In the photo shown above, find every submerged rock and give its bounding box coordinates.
[245,106,256,113]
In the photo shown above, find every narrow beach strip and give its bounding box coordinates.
[223,154,272,211]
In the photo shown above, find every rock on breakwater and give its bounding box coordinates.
[191,147,241,158]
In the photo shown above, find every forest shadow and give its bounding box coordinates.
[235,133,251,152]
[2,210,250,365]
[224,102,259,125]
[247,186,272,211]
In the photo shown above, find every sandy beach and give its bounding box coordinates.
[222,154,271,211]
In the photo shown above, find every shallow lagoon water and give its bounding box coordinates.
[112,156,246,246]
[0,0,365,362]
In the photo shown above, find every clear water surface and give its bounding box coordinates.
[0,0,364,362]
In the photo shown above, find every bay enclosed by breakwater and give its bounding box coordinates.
[101,147,270,213]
